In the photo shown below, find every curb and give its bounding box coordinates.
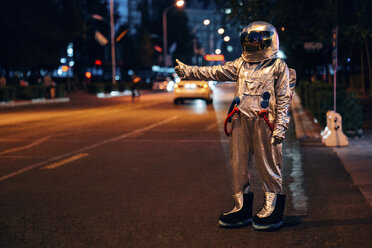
[291,92,322,146]
[0,97,70,108]
[291,92,372,206]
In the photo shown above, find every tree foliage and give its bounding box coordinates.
[0,0,116,76]
[216,0,372,85]
[0,0,82,71]
[146,0,194,65]
[117,0,193,70]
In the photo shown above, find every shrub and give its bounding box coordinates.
[17,86,33,100]
[55,84,66,98]
[296,81,309,108]
[31,85,46,99]
[318,91,363,133]
[299,80,363,135]
[0,86,16,101]
[118,82,130,92]
[87,83,104,94]
[307,81,332,120]
[104,83,119,93]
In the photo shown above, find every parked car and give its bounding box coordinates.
[173,80,213,104]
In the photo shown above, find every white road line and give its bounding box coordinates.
[0,131,82,156]
[0,136,51,156]
[287,142,308,215]
[204,122,218,130]
[0,116,178,182]
[42,153,89,169]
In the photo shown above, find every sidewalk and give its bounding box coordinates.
[291,92,372,207]
[0,90,136,108]
[0,97,70,108]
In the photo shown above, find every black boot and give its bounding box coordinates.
[252,192,286,231]
[219,192,254,228]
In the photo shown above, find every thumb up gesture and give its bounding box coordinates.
[175,59,187,79]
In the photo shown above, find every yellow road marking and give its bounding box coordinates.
[42,153,89,169]
[1,116,178,181]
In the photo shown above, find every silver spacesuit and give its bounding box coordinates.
[176,21,292,230]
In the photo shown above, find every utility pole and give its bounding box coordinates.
[110,0,116,84]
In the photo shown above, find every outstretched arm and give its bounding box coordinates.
[175,59,240,82]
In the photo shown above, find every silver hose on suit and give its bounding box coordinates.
[176,22,291,195]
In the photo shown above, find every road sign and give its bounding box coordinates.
[332,28,338,70]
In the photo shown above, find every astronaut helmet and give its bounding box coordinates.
[240,21,279,62]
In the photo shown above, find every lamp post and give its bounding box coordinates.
[163,0,185,67]
[109,0,116,85]
[192,19,211,65]
[91,2,116,85]
[202,19,214,54]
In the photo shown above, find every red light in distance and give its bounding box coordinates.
[154,45,163,53]
[95,59,102,66]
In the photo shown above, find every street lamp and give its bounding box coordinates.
[109,0,116,85]
[176,0,185,7]
[163,0,185,67]
[91,1,116,85]
[192,19,211,64]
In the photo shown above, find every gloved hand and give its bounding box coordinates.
[271,135,284,146]
[175,59,186,78]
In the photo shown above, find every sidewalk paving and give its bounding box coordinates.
[291,92,372,207]
[0,90,137,108]
[0,97,70,108]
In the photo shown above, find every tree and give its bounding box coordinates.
[147,0,194,65]
[216,0,372,92]
[0,1,61,72]
[338,0,372,94]
[0,0,119,84]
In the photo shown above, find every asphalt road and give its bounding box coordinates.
[0,84,371,248]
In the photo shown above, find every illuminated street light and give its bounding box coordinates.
[176,0,185,7]
[215,49,221,54]
[163,0,185,67]
[218,28,225,34]
[203,19,210,26]
[224,36,230,42]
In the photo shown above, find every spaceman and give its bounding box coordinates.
[175,21,294,231]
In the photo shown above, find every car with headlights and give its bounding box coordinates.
[173,80,213,104]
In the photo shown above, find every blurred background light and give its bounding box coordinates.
[278,50,286,59]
